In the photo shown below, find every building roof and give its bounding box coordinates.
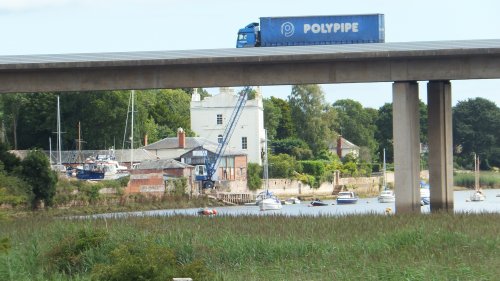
[142,136,247,157]
[135,158,193,170]
[329,137,360,150]
[9,148,157,164]
[142,136,215,150]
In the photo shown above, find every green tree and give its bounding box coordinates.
[149,89,192,138]
[271,138,313,160]
[0,94,28,149]
[21,149,58,208]
[270,97,295,139]
[263,98,281,141]
[374,101,428,163]
[0,142,20,173]
[289,85,335,156]
[333,99,378,161]
[268,153,298,178]
[247,163,262,190]
[375,103,394,163]
[453,98,500,169]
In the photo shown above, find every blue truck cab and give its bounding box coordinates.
[236,22,260,48]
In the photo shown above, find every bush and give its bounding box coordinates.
[91,241,214,281]
[20,149,58,208]
[247,163,262,190]
[268,153,298,178]
[0,237,10,254]
[0,173,31,207]
[299,160,325,178]
[166,177,188,196]
[46,228,108,274]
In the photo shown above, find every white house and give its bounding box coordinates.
[190,87,265,165]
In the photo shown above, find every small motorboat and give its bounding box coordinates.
[336,191,358,204]
[378,189,395,203]
[420,181,430,205]
[310,199,329,206]
[284,197,301,205]
[197,208,218,216]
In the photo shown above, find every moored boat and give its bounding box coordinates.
[309,200,329,207]
[420,181,430,205]
[377,149,395,203]
[469,153,485,202]
[259,197,282,211]
[76,152,129,181]
[470,190,485,202]
[259,130,282,211]
[285,197,301,205]
[336,191,358,204]
[378,189,395,203]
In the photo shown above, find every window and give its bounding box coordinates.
[242,137,247,149]
[217,114,222,125]
[218,134,223,144]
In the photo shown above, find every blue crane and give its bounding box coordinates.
[196,86,251,189]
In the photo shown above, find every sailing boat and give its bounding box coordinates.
[258,130,282,211]
[470,153,485,202]
[378,148,395,203]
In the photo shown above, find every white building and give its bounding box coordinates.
[190,87,265,165]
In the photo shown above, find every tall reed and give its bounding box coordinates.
[1,213,499,280]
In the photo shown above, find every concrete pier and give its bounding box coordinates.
[393,82,421,214]
[427,81,454,211]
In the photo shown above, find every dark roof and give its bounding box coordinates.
[135,159,193,170]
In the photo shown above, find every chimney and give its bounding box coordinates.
[177,128,185,148]
[336,135,342,158]
[144,134,148,146]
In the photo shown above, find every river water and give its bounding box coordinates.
[88,189,500,219]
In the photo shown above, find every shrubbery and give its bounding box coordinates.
[44,226,214,280]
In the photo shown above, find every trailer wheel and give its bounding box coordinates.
[203,181,214,189]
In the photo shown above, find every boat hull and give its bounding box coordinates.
[378,197,395,203]
[259,198,282,211]
[378,190,395,203]
[310,201,328,206]
[470,192,485,202]
[336,191,359,204]
[76,170,105,180]
[336,198,358,204]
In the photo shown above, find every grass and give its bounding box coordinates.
[454,171,500,188]
[1,212,499,280]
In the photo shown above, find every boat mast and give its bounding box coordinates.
[130,90,134,167]
[383,148,387,189]
[57,95,62,166]
[474,153,480,191]
[264,129,269,191]
[49,137,52,164]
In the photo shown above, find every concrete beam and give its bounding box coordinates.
[2,53,500,93]
[393,82,421,214]
[427,81,454,211]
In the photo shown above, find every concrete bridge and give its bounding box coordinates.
[2,39,500,213]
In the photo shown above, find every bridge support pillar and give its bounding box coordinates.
[427,81,454,212]
[393,81,421,214]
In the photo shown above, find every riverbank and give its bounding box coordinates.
[1,212,499,280]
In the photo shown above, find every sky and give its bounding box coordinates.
[1,0,499,109]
